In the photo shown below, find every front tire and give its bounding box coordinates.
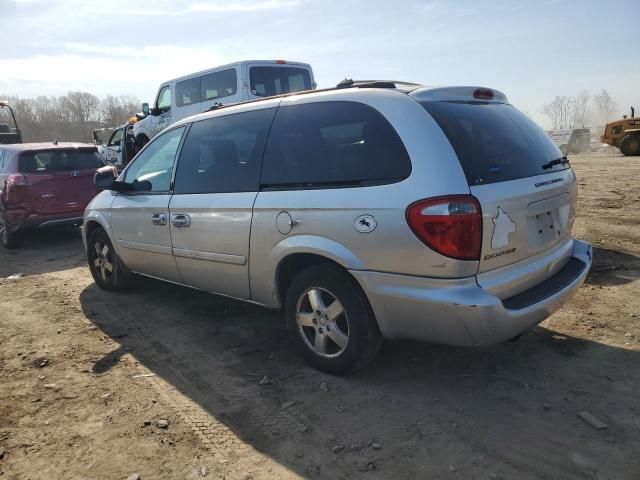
[619,134,640,156]
[284,264,382,375]
[87,228,132,291]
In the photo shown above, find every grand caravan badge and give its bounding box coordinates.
[491,207,515,250]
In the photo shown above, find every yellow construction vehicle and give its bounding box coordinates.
[601,106,640,156]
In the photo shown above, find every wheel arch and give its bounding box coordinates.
[83,211,119,255]
[269,236,367,309]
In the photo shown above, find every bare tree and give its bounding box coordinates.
[100,95,141,127]
[63,91,101,125]
[0,91,140,143]
[593,89,616,125]
[542,91,592,129]
[541,96,574,130]
[571,90,590,128]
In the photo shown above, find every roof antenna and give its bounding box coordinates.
[337,78,354,89]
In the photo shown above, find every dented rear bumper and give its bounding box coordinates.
[351,239,592,346]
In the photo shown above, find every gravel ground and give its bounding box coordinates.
[1,150,639,479]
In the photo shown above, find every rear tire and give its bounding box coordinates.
[87,227,132,291]
[284,264,382,375]
[0,210,24,249]
[620,134,640,156]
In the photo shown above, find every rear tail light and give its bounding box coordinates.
[406,195,482,261]
[6,174,26,186]
[3,174,27,205]
[473,88,494,100]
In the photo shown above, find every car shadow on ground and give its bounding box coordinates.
[586,246,640,287]
[0,226,85,278]
[78,277,640,479]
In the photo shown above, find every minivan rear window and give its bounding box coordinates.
[19,149,104,173]
[421,101,567,186]
[250,67,312,97]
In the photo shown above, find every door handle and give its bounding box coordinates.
[151,213,167,225]
[171,213,191,228]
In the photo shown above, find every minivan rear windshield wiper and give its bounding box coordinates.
[542,156,570,170]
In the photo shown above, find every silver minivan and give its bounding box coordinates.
[84,82,592,374]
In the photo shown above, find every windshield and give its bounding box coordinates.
[19,148,104,173]
[250,66,312,97]
[421,101,566,186]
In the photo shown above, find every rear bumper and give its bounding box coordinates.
[351,239,592,346]
[4,208,84,232]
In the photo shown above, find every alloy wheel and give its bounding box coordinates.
[93,241,114,282]
[296,287,350,358]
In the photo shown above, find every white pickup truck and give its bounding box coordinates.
[93,123,136,171]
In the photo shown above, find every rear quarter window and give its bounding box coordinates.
[421,101,566,186]
[260,101,411,189]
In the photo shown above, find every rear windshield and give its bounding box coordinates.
[250,66,312,97]
[19,148,104,173]
[421,101,566,186]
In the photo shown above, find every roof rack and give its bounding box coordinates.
[197,79,424,116]
[206,102,225,112]
[336,79,423,90]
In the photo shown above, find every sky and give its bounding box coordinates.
[0,0,638,127]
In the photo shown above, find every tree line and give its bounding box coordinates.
[1,88,626,142]
[541,89,617,131]
[0,92,140,143]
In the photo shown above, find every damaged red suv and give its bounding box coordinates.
[0,143,106,248]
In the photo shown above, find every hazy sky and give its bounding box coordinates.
[1,0,638,126]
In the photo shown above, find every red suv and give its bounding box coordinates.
[0,143,106,248]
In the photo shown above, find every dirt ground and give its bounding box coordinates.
[1,151,639,480]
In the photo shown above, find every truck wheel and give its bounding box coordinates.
[619,134,640,156]
[0,210,24,249]
[87,227,132,291]
[284,264,382,375]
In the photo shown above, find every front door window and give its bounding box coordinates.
[123,126,185,192]
[107,128,123,147]
[157,85,172,113]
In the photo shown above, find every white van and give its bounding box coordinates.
[132,60,315,148]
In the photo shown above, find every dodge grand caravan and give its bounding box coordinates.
[84,82,592,374]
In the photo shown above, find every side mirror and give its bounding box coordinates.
[142,102,150,116]
[94,166,118,190]
[131,179,152,192]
